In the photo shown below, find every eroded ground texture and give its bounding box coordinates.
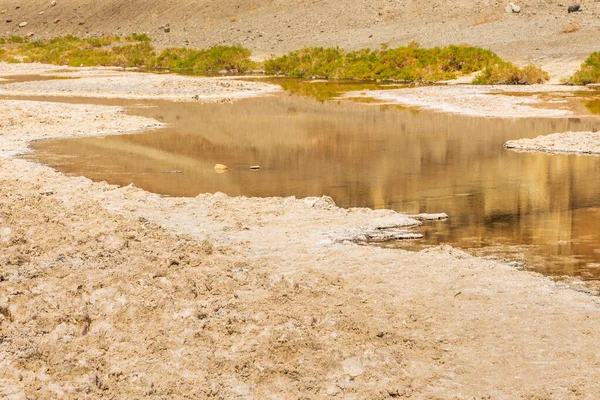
[1,65,600,399]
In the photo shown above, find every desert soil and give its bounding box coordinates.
[1,0,600,77]
[2,64,600,399]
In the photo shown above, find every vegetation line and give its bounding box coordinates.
[0,34,556,84]
[568,52,600,85]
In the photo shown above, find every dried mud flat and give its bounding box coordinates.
[0,65,282,102]
[2,65,600,399]
[505,131,600,155]
[346,84,591,118]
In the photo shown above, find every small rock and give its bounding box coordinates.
[6,19,12,23]
[78,21,85,25]
[54,18,60,23]
[163,23,170,33]
[39,11,45,15]
[51,0,57,6]
[15,6,20,10]
[0,10,6,14]
[18,21,27,27]
[26,32,34,37]
[249,165,260,170]
[505,2,521,13]
[568,4,581,13]
[214,164,228,172]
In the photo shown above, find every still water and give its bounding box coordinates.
[20,82,600,280]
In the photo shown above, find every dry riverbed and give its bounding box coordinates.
[2,63,600,399]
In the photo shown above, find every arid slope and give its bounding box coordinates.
[1,0,599,69]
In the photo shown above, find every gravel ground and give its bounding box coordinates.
[2,0,600,76]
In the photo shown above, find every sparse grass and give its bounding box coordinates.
[0,35,550,84]
[473,62,550,85]
[126,33,151,43]
[264,44,503,82]
[568,52,600,85]
[0,35,28,44]
[0,35,157,67]
[562,21,581,33]
[155,45,256,73]
[0,35,254,73]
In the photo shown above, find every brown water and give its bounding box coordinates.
[19,83,600,281]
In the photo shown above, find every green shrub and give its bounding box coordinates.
[0,36,28,45]
[155,45,255,73]
[473,62,549,85]
[568,52,600,85]
[126,33,151,43]
[0,35,155,67]
[0,35,550,84]
[264,45,502,82]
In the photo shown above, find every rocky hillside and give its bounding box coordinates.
[1,0,599,65]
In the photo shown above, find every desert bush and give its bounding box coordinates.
[473,62,549,84]
[0,36,28,45]
[568,52,600,85]
[126,33,151,43]
[0,35,150,67]
[0,35,550,84]
[264,45,502,82]
[0,35,255,73]
[155,45,255,73]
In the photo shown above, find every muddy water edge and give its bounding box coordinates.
[11,79,600,283]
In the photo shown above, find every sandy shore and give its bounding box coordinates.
[505,131,600,155]
[0,63,281,102]
[346,84,591,118]
[2,64,600,399]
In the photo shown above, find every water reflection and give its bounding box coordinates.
[25,91,600,280]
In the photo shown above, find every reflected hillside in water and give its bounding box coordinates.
[27,91,600,279]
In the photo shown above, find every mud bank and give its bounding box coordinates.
[2,65,600,398]
[0,63,281,102]
[506,131,600,155]
[346,84,590,118]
